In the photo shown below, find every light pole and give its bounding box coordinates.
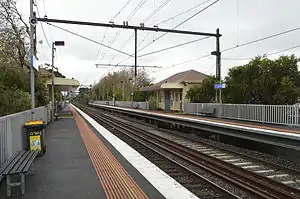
[129,77,134,107]
[51,41,65,121]
[120,80,125,101]
[112,83,115,105]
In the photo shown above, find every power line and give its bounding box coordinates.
[47,23,133,57]
[126,0,148,22]
[100,0,148,63]
[116,0,219,65]
[222,26,300,53]
[139,36,210,58]
[222,44,300,61]
[40,0,53,42]
[166,25,300,68]
[111,0,133,21]
[142,0,171,23]
[110,0,173,64]
[137,0,172,47]
[156,0,212,26]
[95,63,162,68]
[138,0,219,52]
[95,0,133,61]
[35,5,51,48]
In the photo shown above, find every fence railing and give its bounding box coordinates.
[93,101,149,110]
[0,105,51,181]
[184,103,300,126]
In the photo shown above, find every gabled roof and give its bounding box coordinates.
[141,69,208,91]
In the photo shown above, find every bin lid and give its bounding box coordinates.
[25,120,45,126]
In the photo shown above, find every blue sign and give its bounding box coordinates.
[214,84,226,89]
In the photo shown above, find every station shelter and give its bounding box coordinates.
[140,69,208,112]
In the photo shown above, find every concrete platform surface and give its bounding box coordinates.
[0,105,165,199]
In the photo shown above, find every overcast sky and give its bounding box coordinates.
[17,0,300,85]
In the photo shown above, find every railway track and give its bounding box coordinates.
[104,107,300,189]
[76,104,300,199]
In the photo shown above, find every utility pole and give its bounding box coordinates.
[120,81,125,101]
[51,43,55,120]
[217,29,222,105]
[212,28,222,117]
[133,28,137,107]
[51,41,64,120]
[29,0,35,120]
[211,29,222,105]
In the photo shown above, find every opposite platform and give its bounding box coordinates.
[89,103,300,150]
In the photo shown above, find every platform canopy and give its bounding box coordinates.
[46,77,80,91]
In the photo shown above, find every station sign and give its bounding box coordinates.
[214,84,226,89]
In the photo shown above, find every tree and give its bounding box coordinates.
[224,55,300,105]
[92,68,152,102]
[0,0,49,116]
[186,76,217,103]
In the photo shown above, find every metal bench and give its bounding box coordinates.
[0,150,38,196]
[199,107,216,116]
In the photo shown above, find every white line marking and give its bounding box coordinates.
[233,162,252,166]
[216,155,233,159]
[255,169,274,173]
[267,174,289,178]
[282,180,296,184]
[224,158,240,162]
[242,165,260,169]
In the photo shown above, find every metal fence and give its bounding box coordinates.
[184,103,300,127]
[0,105,51,181]
[93,101,149,110]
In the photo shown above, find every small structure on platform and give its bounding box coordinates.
[140,69,208,112]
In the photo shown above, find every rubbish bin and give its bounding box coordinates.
[24,120,46,156]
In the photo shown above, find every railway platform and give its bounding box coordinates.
[0,105,197,199]
[89,103,300,151]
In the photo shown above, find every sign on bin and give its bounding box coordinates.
[29,131,42,151]
[24,120,46,156]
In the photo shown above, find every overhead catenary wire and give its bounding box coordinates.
[139,36,210,58]
[95,0,133,61]
[35,4,51,48]
[165,25,300,68]
[222,43,300,61]
[110,0,133,21]
[155,0,212,26]
[116,0,219,66]
[109,0,172,64]
[222,26,300,53]
[138,0,219,52]
[100,0,148,63]
[47,23,133,57]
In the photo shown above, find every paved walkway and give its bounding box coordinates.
[0,106,164,198]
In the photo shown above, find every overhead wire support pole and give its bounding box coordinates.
[51,42,55,121]
[135,28,138,77]
[29,0,35,120]
[133,28,138,107]
[36,18,220,37]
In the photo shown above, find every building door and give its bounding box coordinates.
[164,90,171,112]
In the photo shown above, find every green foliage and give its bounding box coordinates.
[224,55,300,105]
[148,94,158,110]
[93,69,152,101]
[186,76,217,103]
[0,0,49,116]
[73,88,90,105]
